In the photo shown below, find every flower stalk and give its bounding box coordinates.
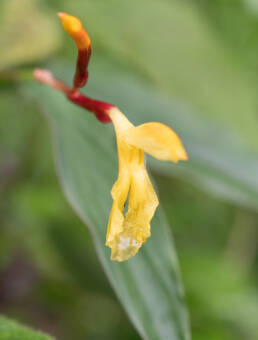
[34,68,112,123]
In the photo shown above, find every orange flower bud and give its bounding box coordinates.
[58,12,91,88]
[58,12,91,49]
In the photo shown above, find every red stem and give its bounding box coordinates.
[74,47,92,88]
[34,69,112,123]
[67,90,112,123]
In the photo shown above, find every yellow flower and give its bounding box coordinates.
[106,107,188,261]
[35,12,188,262]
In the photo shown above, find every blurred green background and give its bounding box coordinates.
[1,0,258,339]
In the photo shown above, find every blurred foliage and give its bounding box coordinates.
[0,316,54,340]
[0,0,60,70]
[1,0,258,339]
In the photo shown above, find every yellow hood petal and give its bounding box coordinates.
[124,122,188,162]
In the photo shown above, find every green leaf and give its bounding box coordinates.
[0,316,54,340]
[0,0,61,70]
[25,83,190,340]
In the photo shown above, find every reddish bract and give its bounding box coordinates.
[67,90,113,123]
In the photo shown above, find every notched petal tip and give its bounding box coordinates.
[110,236,142,262]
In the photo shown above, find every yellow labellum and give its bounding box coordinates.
[106,108,187,261]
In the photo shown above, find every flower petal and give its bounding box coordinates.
[124,122,188,162]
[106,162,130,247]
[106,108,134,251]
[105,134,131,248]
[109,149,159,262]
